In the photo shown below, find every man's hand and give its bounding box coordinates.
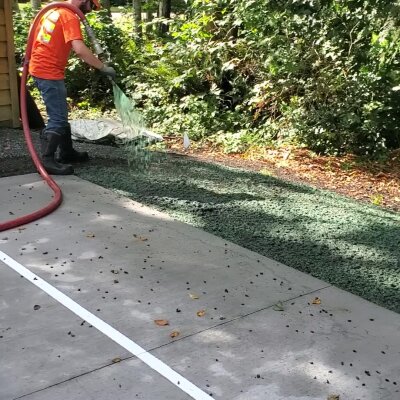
[99,64,117,80]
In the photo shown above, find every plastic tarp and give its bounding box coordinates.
[70,119,163,146]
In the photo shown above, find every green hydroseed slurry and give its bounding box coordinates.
[77,157,400,313]
[112,82,160,170]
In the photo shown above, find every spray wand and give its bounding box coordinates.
[83,21,114,83]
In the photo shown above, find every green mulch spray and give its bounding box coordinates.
[112,82,164,171]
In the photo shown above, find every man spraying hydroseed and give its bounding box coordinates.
[29,0,116,175]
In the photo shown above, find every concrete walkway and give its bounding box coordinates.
[0,174,399,400]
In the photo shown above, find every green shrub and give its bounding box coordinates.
[13,0,400,155]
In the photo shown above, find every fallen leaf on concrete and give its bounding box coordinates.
[33,305,41,311]
[189,293,199,300]
[327,395,340,400]
[86,233,95,238]
[312,297,321,305]
[170,331,180,338]
[272,301,284,311]
[154,319,169,326]
[112,357,121,363]
[196,310,206,317]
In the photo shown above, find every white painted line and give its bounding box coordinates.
[0,250,211,400]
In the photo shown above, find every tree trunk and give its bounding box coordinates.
[102,0,112,16]
[145,10,153,36]
[12,0,20,12]
[30,0,41,12]
[133,0,142,38]
[158,0,171,34]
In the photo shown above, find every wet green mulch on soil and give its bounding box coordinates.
[77,154,400,313]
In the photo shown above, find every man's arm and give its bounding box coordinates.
[71,39,104,70]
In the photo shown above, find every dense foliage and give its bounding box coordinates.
[14,0,400,155]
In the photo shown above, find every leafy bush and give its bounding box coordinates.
[118,0,400,155]
[13,0,400,155]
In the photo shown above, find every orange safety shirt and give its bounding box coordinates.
[29,8,83,80]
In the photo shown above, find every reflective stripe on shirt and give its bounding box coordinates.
[37,10,60,44]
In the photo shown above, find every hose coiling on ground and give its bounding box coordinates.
[0,3,87,232]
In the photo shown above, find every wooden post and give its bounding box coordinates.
[2,0,20,127]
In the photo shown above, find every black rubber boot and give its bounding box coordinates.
[57,125,89,163]
[41,130,74,175]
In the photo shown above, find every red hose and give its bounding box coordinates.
[0,3,86,232]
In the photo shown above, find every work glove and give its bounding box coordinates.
[99,64,117,80]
